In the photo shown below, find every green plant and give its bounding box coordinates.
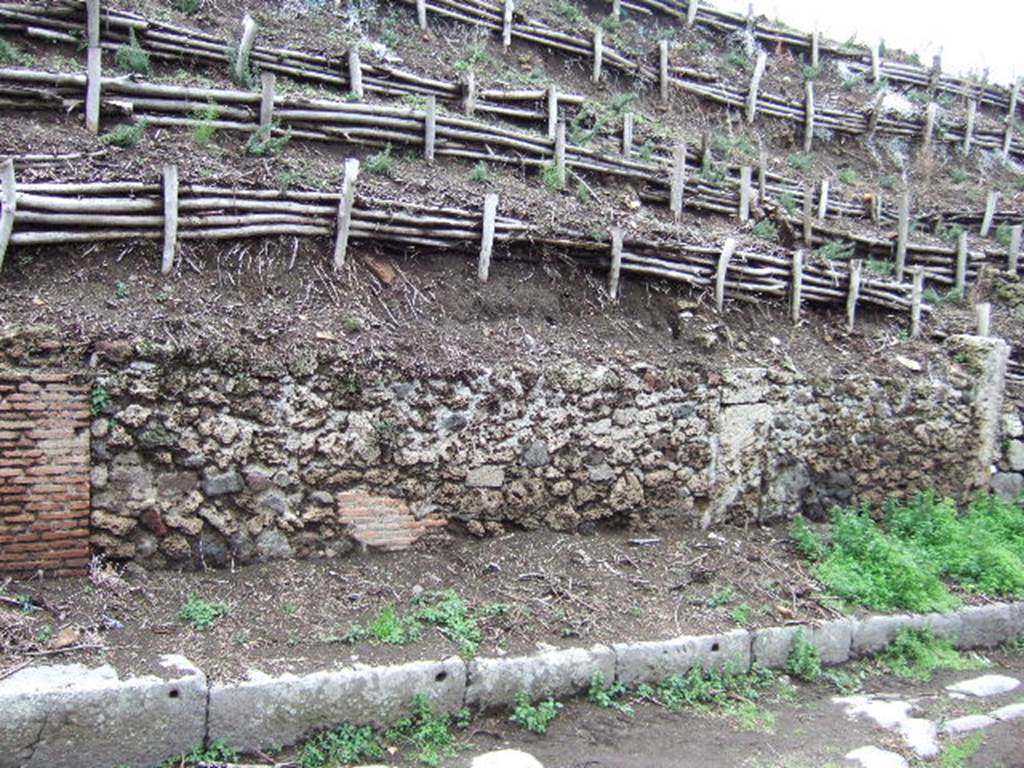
[245,124,291,156]
[179,595,228,630]
[789,515,827,561]
[923,286,964,305]
[227,40,257,89]
[940,733,984,768]
[298,724,383,768]
[879,174,897,190]
[542,162,566,191]
[751,220,778,242]
[778,191,797,214]
[706,587,734,607]
[822,668,862,694]
[413,590,481,656]
[365,144,395,176]
[575,182,591,204]
[90,384,111,417]
[101,119,148,148]
[936,221,964,242]
[816,240,855,261]
[908,89,931,105]
[866,258,894,275]
[454,44,489,73]
[948,168,968,185]
[115,28,150,74]
[996,222,1014,246]
[803,64,821,81]
[342,316,363,334]
[192,100,220,146]
[36,623,54,644]
[114,280,129,299]
[470,160,492,183]
[588,671,633,714]
[838,167,859,186]
[368,604,422,645]
[787,153,813,172]
[878,627,988,681]
[372,418,402,451]
[168,739,239,767]
[730,603,753,625]
[723,45,748,71]
[0,37,24,65]
[510,690,562,734]
[175,0,201,15]
[785,628,822,681]
[385,695,469,766]
[556,0,582,22]
[640,661,777,713]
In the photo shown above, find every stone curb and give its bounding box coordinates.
[3,602,1022,768]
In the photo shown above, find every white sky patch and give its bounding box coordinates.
[713,0,1022,87]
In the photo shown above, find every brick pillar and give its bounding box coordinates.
[0,371,91,576]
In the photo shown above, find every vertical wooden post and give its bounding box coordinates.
[746,51,767,124]
[1003,78,1021,159]
[739,166,752,222]
[715,237,737,312]
[670,142,686,222]
[817,177,829,222]
[846,259,862,332]
[0,159,16,272]
[803,81,815,152]
[790,249,803,324]
[612,0,621,18]
[659,40,669,103]
[462,72,477,115]
[333,159,359,271]
[980,191,998,237]
[962,99,976,154]
[415,0,428,30]
[895,190,909,282]
[975,303,991,337]
[867,89,885,138]
[910,267,924,338]
[161,164,178,276]
[686,0,698,26]
[621,113,633,157]
[801,183,813,246]
[424,95,436,162]
[502,0,513,50]
[592,28,603,83]
[810,28,819,68]
[928,54,942,97]
[923,102,938,146]
[608,227,623,300]
[757,143,767,198]
[348,48,363,98]
[546,85,558,140]
[1008,224,1022,274]
[234,14,257,85]
[955,230,968,294]
[554,121,566,189]
[870,42,880,83]
[85,0,101,135]
[259,72,276,129]
[870,191,881,224]
[479,193,498,282]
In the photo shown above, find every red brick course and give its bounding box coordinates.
[0,371,91,576]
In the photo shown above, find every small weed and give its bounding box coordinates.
[366,145,395,176]
[700,155,727,184]
[706,587,734,607]
[908,89,931,106]
[778,191,797,214]
[995,223,1014,246]
[879,174,897,190]
[940,733,984,768]
[385,694,469,766]
[949,168,968,185]
[342,316,363,334]
[637,140,655,162]
[0,37,23,66]
[413,590,481,656]
[751,220,778,242]
[804,64,821,81]
[556,0,582,22]
[816,240,855,261]
[730,603,753,625]
[90,384,111,417]
[101,120,148,148]
[923,286,964,305]
[542,162,566,191]
[786,628,822,682]
[298,724,383,768]
[588,671,633,715]
[865,258,894,276]
[470,160,492,183]
[175,0,201,14]
[36,624,54,644]
[372,418,402,452]
[454,45,489,73]
[369,604,423,645]
[823,668,863,694]
[640,661,777,714]
[733,701,776,733]
[511,690,562,734]
[599,14,621,33]
[115,28,150,74]
[115,280,129,299]
[245,124,291,157]
[936,221,964,242]
[575,183,592,204]
[878,627,988,681]
[723,45,748,71]
[227,41,258,90]
[787,153,813,172]
[790,515,826,561]
[838,168,859,186]
[179,595,228,630]
[192,100,220,146]
[172,740,239,767]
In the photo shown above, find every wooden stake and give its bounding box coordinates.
[161,164,178,275]
[803,80,815,152]
[659,40,669,103]
[846,258,862,332]
[817,177,829,222]
[895,190,909,281]
[962,99,976,154]
[424,95,436,162]
[612,0,621,18]
[923,102,938,146]
[980,190,998,237]
[687,0,698,25]
[608,227,623,299]
[348,48,364,99]
[479,193,498,282]
[810,28,819,68]
[670,143,686,223]
[739,166,752,222]
[715,237,737,312]
[870,42,880,83]
[975,302,991,337]
[955,230,968,293]
[0,159,16,272]
[259,72,275,129]
[502,0,513,50]
[462,72,477,115]
[333,158,359,271]
[791,249,803,324]
[757,143,767,198]
[592,28,603,83]
[554,121,567,189]
[546,85,558,140]
[1004,78,1021,159]
[416,0,428,30]
[801,182,812,246]
[746,51,767,124]
[235,15,258,85]
[1008,224,1022,274]
[86,0,100,47]
[622,113,633,157]
[870,191,882,224]
[910,267,924,338]
[86,46,102,135]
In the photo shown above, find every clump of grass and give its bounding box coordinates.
[0,37,25,65]
[950,168,968,185]
[368,604,422,645]
[751,220,778,242]
[936,221,964,243]
[454,44,489,73]
[940,733,985,768]
[413,590,481,656]
[298,724,383,768]
[865,258,894,276]
[838,167,859,186]
[179,595,228,630]
[101,119,148,148]
[816,240,855,261]
[785,628,822,682]
[192,100,220,146]
[171,739,239,767]
[175,0,201,15]
[556,0,582,22]
[877,627,988,681]
[115,28,150,74]
[575,183,591,204]
[879,174,897,190]
[730,603,753,625]
[470,160,492,183]
[245,124,291,156]
[778,191,797,214]
[722,45,748,71]
[787,153,813,172]
[542,162,566,191]
[804,64,821,81]
[365,145,395,176]
[510,691,562,734]
[995,222,1014,246]
[588,671,633,714]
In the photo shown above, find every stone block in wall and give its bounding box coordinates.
[613,630,751,687]
[752,618,853,668]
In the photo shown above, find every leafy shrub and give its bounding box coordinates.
[470,160,491,183]
[511,691,561,734]
[179,595,228,630]
[588,671,633,714]
[101,119,148,148]
[365,145,395,176]
[245,124,291,156]
[413,590,481,656]
[298,723,383,768]
[803,64,821,81]
[877,627,987,681]
[368,604,422,645]
[785,628,822,681]
[556,0,582,22]
[778,191,797,214]
[789,515,826,561]
[643,662,776,710]
[385,694,469,766]
[115,28,150,74]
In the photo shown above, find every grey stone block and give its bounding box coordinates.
[0,655,206,768]
[958,604,1018,649]
[752,619,853,669]
[852,612,962,657]
[208,656,465,753]
[613,630,750,687]
[465,645,614,711]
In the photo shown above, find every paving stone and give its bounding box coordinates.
[613,630,750,687]
[959,604,1019,649]
[941,714,997,734]
[0,655,207,768]
[844,746,910,768]
[945,674,1021,698]
[466,646,614,712]
[989,702,1024,721]
[471,749,545,768]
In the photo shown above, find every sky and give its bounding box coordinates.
[714,0,1021,87]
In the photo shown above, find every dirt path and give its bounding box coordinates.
[455,653,1024,768]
